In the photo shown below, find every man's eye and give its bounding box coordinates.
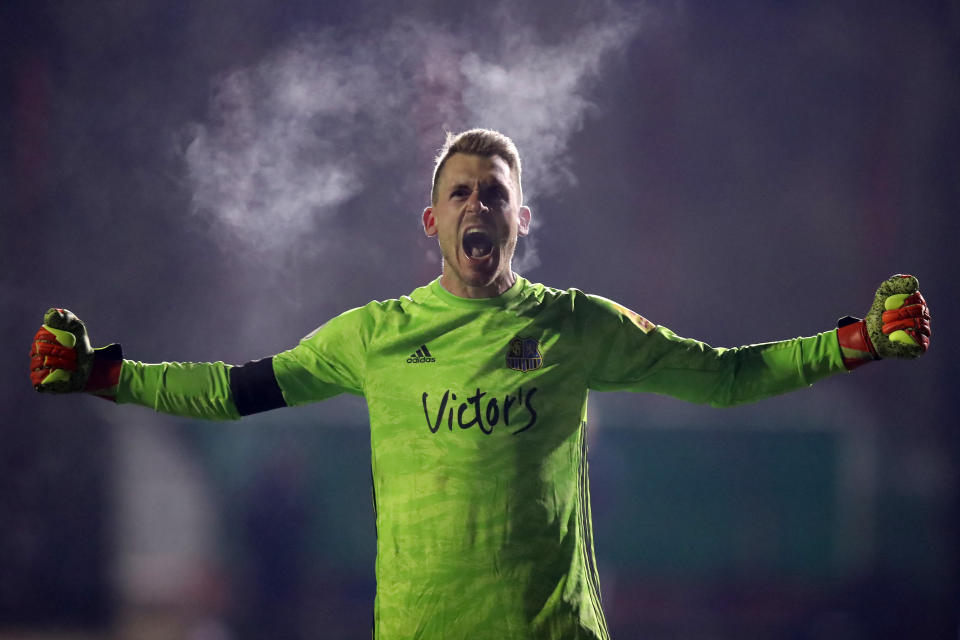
[485,189,507,203]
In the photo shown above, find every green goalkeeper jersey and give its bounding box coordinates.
[118,276,846,639]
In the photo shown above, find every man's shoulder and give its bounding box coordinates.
[520,280,657,331]
[520,279,605,310]
[321,281,440,331]
[362,280,437,314]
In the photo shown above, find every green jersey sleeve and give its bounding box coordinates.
[583,294,846,406]
[272,303,373,406]
[117,360,241,420]
[115,305,374,419]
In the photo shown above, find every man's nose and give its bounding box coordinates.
[466,188,489,213]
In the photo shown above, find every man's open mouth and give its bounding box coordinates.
[462,228,495,260]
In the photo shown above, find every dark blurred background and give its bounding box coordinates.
[2,1,958,638]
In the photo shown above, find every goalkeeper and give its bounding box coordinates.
[30,129,931,640]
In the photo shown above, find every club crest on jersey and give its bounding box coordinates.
[506,336,543,372]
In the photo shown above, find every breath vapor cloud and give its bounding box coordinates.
[183,11,641,272]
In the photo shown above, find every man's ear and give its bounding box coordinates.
[517,206,532,237]
[422,206,437,237]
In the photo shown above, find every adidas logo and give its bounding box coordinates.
[406,344,436,364]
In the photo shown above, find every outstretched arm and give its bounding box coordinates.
[117,359,248,420]
[30,308,281,420]
[30,305,371,420]
[590,324,844,407]
[587,274,931,407]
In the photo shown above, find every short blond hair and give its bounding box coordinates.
[431,129,523,205]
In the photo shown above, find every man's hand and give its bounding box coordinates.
[30,308,123,397]
[837,274,932,370]
[31,308,94,392]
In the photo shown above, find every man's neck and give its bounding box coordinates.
[439,271,517,299]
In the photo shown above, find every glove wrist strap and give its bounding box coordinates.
[837,316,878,371]
[84,343,124,400]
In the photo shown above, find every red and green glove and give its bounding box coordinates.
[30,308,123,399]
[837,274,931,370]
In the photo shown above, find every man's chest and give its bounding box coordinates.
[362,313,587,438]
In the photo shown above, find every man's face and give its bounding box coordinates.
[423,153,531,298]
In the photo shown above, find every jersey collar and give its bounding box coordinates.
[429,274,526,309]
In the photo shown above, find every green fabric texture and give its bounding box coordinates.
[117,360,240,420]
[865,274,923,359]
[117,277,846,639]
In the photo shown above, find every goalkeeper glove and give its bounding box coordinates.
[837,274,931,370]
[30,308,123,399]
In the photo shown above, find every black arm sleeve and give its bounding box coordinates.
[229,357,288,416]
